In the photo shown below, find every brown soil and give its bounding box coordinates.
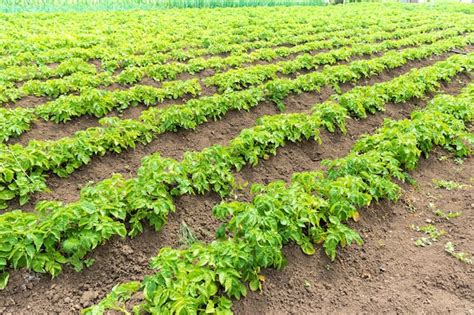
[0,63,471,314]
[3,95,50,109]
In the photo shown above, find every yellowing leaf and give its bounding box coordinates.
[352,211,360,222]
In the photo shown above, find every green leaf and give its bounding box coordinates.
[0,190,15,201]
[0,272,9,290]
[301,241,316,255]
[249,278,260,292]
[205,301,216,313]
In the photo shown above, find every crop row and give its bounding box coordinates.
[0,13,451,96]
[110,18,456,85]
[0,53,470,290]
[1,25,467,139]
[0,58,97,89]
[0,7,404,71]
[204,28,472,92]
[0,3,450,54]
[0,35,471,208]
[3,7,371,56]
[0,16,452,104]
[84,83,474,314]
[1,11,327,66]
[0,4,451,70]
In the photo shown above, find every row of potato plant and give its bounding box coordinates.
[0,4,445,70]
[0,53,470,289]
[0,39,471,207]
[204,28,473,92]
[113,18,453,85]
[0,24,465,139]
[84,83,474,314]
[0,7,393,76]
[0,16,448,104]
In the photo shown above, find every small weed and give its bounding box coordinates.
[433,209,462,220]
[84,258,95,268]
[432,179,464,190]
[418,224,446,240]
[411,224,446,247]
[444,242,473,265]
[453,157,464,165]
[179,221,197,246]
[415,237,432,247]
[232,179,248,191]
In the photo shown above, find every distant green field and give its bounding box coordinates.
[1,0,471,13]
[0,0,326,12]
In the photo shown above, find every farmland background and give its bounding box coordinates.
[0,0,329,12]
[0,1,472,314]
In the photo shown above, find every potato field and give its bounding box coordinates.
[0,2,473,314]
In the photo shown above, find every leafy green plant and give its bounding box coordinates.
[0,6,453,73]
[179,221,198,246]
[414,237,432,247]
[2,21,464,141]
[432,179,465,190]
[419,224,446,240]
[82,281,141,314]
[412,224,446,245]
[0,4,472,309]
[206,29,472,92]
[36,79,202,123]
[1,44,472,208]
[0,54,472,288]
[0,107,36,142]
[87,80,474,313]
[433,209,462,219]
[444,242,473,265]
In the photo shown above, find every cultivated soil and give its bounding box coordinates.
[0,54,473,314]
